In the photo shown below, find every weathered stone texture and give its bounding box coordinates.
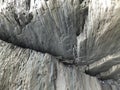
[0,0,120,90]
[0,40,119,90]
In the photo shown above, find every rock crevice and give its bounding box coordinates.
[0,0,120,90]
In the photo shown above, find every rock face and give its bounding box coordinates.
[77,0,120,63]
[0,0,120,90]
[0,40,120,90]
[0,0,89,59]
[77,0,120,83]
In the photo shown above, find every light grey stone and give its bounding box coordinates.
[0,0,88,59]
[0,0,120,89]
[0,39,104,90]
[77,0,120,83]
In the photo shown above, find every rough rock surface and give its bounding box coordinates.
[0,39,119,90]
[0,0,120,90]
[77,0,120,83]
[0,0,89,59]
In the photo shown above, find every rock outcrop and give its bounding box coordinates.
[78,0,120,83]
[0,39,120,90]
[0,0,120,90]
[0,0,89,59]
